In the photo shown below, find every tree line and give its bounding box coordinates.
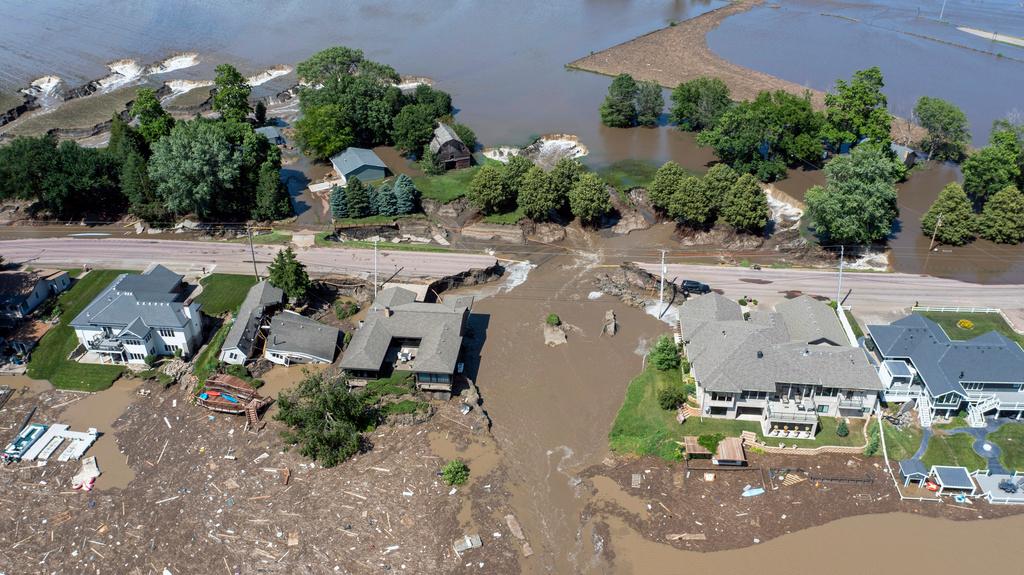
[0,63,291,223]
[293,46,477,171]
[329,174,420,220]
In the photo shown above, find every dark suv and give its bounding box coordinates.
[680,280,710,295]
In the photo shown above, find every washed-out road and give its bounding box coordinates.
[1,238,497,280]
[638,262,1024,325]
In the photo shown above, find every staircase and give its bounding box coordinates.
[918,403,934,428]
[967,395,1000,428]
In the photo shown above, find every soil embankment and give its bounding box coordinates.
[568,0,925,143]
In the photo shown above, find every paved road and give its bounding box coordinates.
[638,262,1024,324]
[1,238,497,280]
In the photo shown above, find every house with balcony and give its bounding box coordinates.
[679,294,881,438]
[339,287,473,399]
[866,314,1024,428]
[69,265,203,365]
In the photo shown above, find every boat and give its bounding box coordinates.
[196,373,271,415]
[2,423,48,463]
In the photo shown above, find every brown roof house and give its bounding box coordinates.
[340,286,474,399]
[429,123,471,171]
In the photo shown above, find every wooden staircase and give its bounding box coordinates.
[244,397,273,431]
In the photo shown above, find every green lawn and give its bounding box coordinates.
[196,274,259,316]
[483,207,525,225]
[26,270,130,391]
[193,321,230,386]
[988,423,1024,471]
[597,159,674,191]
[246,231,293,245]
[876,420,924,460]
[314,232,450,253]
[918,311,1024,347]
[609,366,688,460]
[921,433,987,470]
[412,165,483,203]
[333,214,426,226]
[844,309,864,339]
[933,412,968,431]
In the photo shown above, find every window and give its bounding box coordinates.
[102,327,114,336]
[158,329,176,338]
[164,344,180,353]
[741,391,767,400]
[124,339,142,347]
[819,387,839,397]
[817,404,829,413]
[417,373,451,384]
[710,392,733,402]
[229,353,238,360]
[128,353,145,361]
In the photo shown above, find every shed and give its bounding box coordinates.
[898,459,928,487]
[255,126,285,145]
[330,147,389,185]
[712,437,747,466]
[890,143,918,168]
[930,465,977,495]
[429,123,471,171]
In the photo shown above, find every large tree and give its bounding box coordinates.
[517,166,559,221]
[409,84,452,119]
[805,145,901,244]
[329,185,348,219]
[391,104,436,154]
[667,175,714,228]
[921,182,976,246]
[252,160,292,221]
[212,64,252,123]
[39,141,121,219]
[697,90,823,181]
[962,144,1021,202]
[130,88,174,144]
[978,185,1024,244]
[635,81,664,127]
[669,77,731,131]
[268,247,311,301]
[648,161,687,211]
[549,157,584,199]
[121,150,166,223]
[914,96,970,161]
[293,104,355,160]
[568,172,611,224]
[700,163,740,212]
[343,177,371,218]
[821,67,892,151]
[0,134,59,201]
[274,370,370,467]
[599,74,638,128]
[295,46,368,85]
[720,173,769,233]
[502,156,534,200]
[392,174,420,215]
[467,163,512,214]
[148,120,243,219]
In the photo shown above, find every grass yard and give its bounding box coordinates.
[196,274,259,316]
[333,214,426,226]
[988,423,1024,471]
[609,366,688,460]
[933,412,968,431]
[244,231,293,245]
[877,420,924,460]
[597,159,675,191]
[192,321,230,386]
[26,269,129,391]
[843,309,864,339]
[917,311,1024,347]
[921,433,987,470]
[483,207,525,225]
[412,165,483,203]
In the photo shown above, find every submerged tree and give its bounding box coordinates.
[720,173,769,233]
[635,80,664,127]
[213,64,252,123]
[913,96,970,162]
[275,370,370,467]
[804,145,901,244]
[921,182,976,246]
[669,77,731,131]
[599,74,638,128]
[821,67,892,151]
[978,185,1024,244]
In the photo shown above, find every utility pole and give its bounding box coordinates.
[658,249,667,318]
[373,238,379,299]
[939,0,948,21]
[928,213,943,251]
[836,245,845,307]
[247,226,259,280]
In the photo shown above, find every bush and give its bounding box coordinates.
[144,354,157,367]
[836,420,849,437]
[863,423,880,456]
[649,335,680,371]
[680,357,691,374]
[343,332,353,347]
[334,300,360,320]
[657,383,688,410]
[545,313,561,327]
[697,433,725,454]
[441,459,470,486]
[738,297,748,306]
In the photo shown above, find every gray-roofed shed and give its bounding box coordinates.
[931,465,977,493]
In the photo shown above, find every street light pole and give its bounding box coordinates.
[939,0,948,21]
[836,245,845,307]
[247,226,259,280]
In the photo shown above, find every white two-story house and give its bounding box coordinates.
[680,294,882,438]
[70,265,203,365]
[867,314,1024,428]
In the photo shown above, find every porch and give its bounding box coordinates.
[761,403,818,438]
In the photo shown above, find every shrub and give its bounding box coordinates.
[343,332,353,347]
[441,459,470,486]
[738,297,748,306]
[144,354,157,367]
[657,383,688,410]
[334,300,360,320]
[836,420,849,437]
[863,423,880,456]
[680,357,691,374]
[697,433,725,454]
[546,313,561,327]
[649,335,680,371]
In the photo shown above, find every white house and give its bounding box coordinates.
[70,264,203,365]
[0,269,70,323]
[263,310,339,366]
[218,281,284,365]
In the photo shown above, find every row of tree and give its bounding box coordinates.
[466,156,611,224]
[328,174,420,220]
[648,162,769,233]
[599,74,665,128]
[293,46,476,164]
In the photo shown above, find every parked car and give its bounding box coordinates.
[680,280,710,295]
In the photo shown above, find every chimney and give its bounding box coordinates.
[756,350,763,359]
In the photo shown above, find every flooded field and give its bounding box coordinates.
[708,0,1024,146]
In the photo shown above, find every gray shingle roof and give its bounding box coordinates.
[70,265,195,330]
[866,314,1024,397]
[221,281,284,355]
[266,311,339,363]
[340,287,471,374]
[899,459,928,478]
[932,465,974,488]
[681,294,880,393]
[329,147,386,177]
[428,123,464,154]
[775,296,849,346]
[255,126,283,142]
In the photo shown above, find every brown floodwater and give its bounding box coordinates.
[61,378,141,490]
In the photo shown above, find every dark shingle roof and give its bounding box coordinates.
[867,314,1024,397]
[266,311,339,363]
[221,281,284,355]
[428,123,464,154]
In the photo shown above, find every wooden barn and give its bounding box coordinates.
[429,123,472,171]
